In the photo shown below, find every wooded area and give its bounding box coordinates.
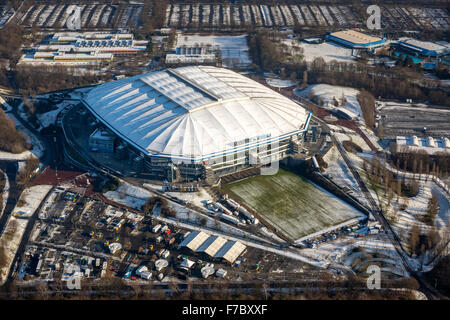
[0,109,29,153]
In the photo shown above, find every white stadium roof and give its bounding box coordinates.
[84,66,310,161]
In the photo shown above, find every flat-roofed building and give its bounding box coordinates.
[178,232,247,263]
[214,240,247,264]
[395,136,450,155]
[327,30,386,50]
[178,231,210,252]
[396,38,449,58]
[195,235,228,257]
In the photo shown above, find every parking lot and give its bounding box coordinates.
[164,3,448,30]
[18,3,142,29]
[377,102,450,139]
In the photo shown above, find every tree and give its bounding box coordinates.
[409,225,420,256]
[425,193,439,225]
[0,109,30,154]
[0,241,7,280]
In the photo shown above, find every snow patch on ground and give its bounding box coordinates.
[0,169,8,218]
[298,41,356,63]
[36,100,72,128]
[104,181,152,210]
[295,84,362,120]
[166,188,213,208]
[13,185,52,218]
[301,234,408,277]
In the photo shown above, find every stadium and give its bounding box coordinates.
[81,66,311,181]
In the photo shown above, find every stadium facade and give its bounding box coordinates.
[82,66,311,181]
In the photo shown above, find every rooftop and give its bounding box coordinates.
[329,30,382,44]
[398,37,449,54]
[84,66,309,161]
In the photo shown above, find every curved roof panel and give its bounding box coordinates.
[84,66,309,161]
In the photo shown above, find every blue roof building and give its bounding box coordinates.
[327,30,386,49]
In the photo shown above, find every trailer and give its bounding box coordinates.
[215,202,233,216]
[226,198,240,210]
[238,206,255,221]
[219,212,240,225]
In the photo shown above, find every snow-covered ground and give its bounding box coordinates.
[321,144,368,207]
[12,185,53,218]
[144,183,214,210]
[295,84,362,121]
[174,34,251,68]
[0,184,52,284]
[0,169,8,218]
[0,216,27,284]
[104,181,152,210]
[328,124,372,152]
[35,99,72,128]
[301,233,409,277]
[354,153,450,271]
[298,41,356,63]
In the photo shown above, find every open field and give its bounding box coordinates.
[223,169,364,242]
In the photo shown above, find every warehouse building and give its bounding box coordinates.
[178,231,210,251]
[81,66,311,181]
[395,136,450,155]
[327,30,386,51]
[396,38,449,58]
[19,31,148,65]
[178,231,247,264]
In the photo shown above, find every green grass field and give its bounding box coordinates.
[223,169,364,241]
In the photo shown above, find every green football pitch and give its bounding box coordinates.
[223,169,364,241]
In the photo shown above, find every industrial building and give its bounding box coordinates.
[395,136,450,155]
[165,53,216,65]
[82,66,311,181]
[396,38,449,58]
[19,31,148,65]
[392,38,449,69]
[178,231,247,264]
[327,30,386,51]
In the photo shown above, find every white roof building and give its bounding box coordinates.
[195,235,228,257]
[83,66,310,163]
[178,231,210,251]
[395,136,450,155]
[179,231,247,263]
[214,241,247,264]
